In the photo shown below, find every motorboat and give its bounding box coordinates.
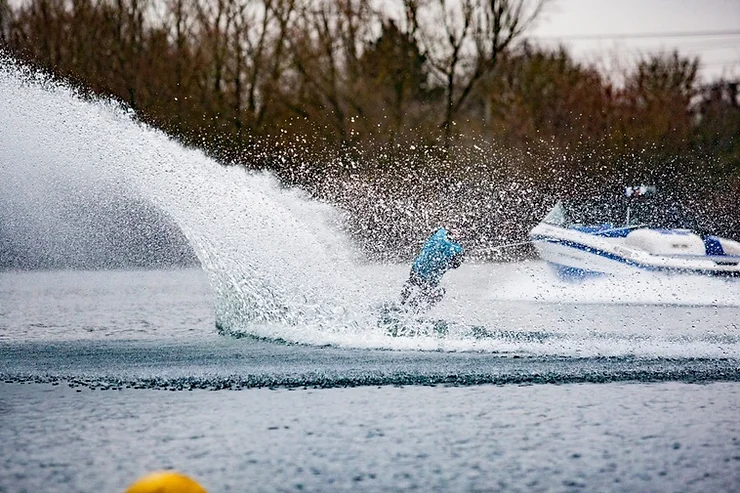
[529,186,740,280]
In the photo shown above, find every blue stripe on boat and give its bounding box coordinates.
[548,263,604,281]
[531,235,740,278]
[531,235,659,272]
[704,236,725,256]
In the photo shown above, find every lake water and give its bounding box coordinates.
[2,55,740,493]
[2,266,740,493]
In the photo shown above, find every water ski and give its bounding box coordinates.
[398,283,445,315]
[377,301,449,338]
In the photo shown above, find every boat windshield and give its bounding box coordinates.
[543,201,569,226]
[543,197,698,230]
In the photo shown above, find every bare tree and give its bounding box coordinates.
[417,0,548,148]
[230,0,296,135]
[165,0,194,92]
[285,0,376,146]
[0,0,11,44]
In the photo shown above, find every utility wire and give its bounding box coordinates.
[533,29,740,41]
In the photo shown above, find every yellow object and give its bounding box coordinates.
[125,471,207,493]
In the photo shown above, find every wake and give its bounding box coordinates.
[2,58,739,358]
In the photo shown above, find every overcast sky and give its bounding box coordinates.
[530,0,740,82]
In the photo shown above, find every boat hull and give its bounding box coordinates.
[530,223,740,280]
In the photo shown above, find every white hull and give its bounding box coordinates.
[530,222,740,279]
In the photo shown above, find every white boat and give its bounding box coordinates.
[529,187,740,280]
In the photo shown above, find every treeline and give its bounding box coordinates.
[2,0,739,257]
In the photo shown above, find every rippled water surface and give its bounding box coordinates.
[2,268,740,492]
[3,381,739,493]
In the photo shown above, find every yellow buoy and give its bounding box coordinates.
[125,471,207,493]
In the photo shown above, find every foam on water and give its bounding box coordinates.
[488,261,740,307]
[2,58,739,358]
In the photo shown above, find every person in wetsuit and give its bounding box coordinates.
[399,227,464,310]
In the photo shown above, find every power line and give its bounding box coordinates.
[533,29,740,41]
[576,42,740,56]
[703,59,740,67]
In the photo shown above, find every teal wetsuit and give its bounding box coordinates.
[400,228,464,308]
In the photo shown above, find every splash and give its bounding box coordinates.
[488,261,740,307]
[0,58,377,337]
[2,57,739,358]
